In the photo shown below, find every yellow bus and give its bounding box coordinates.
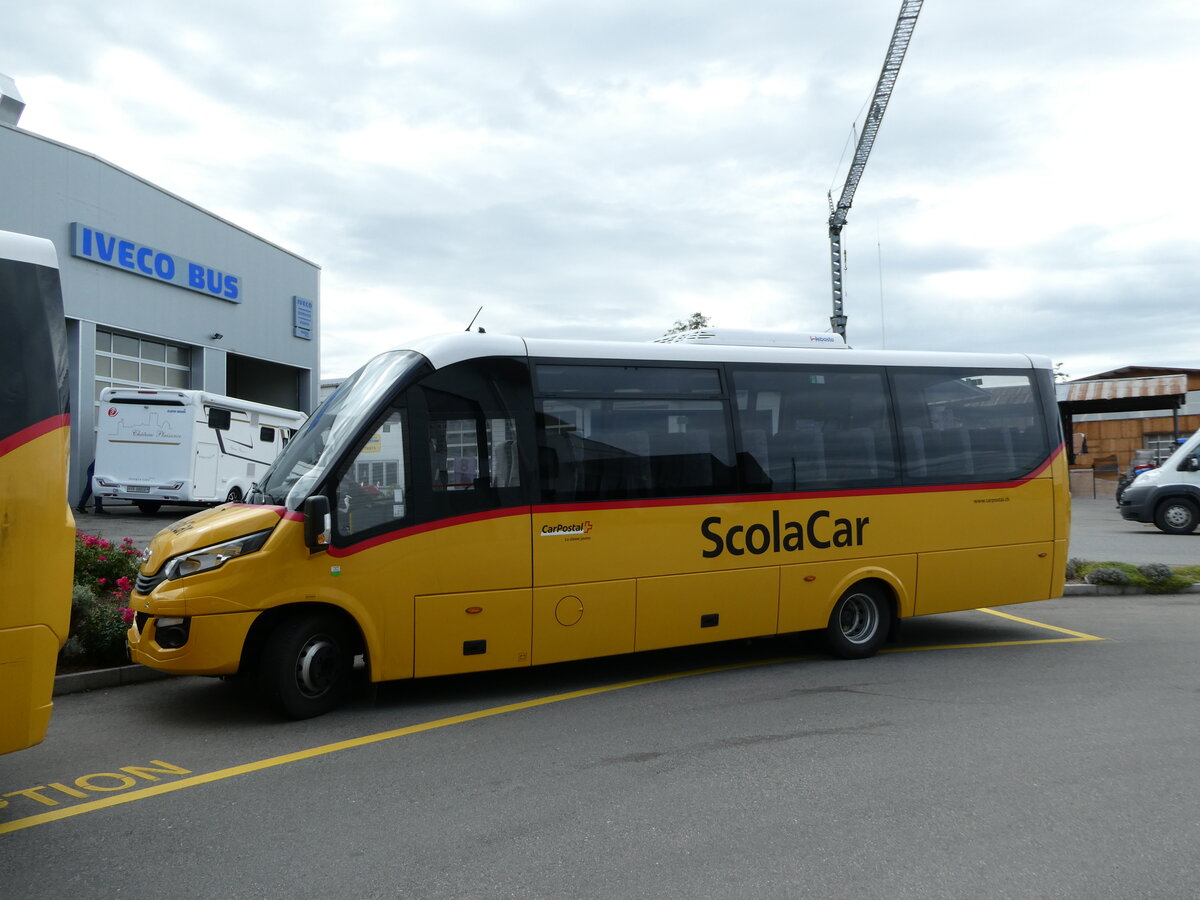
[0,231,74,754]
[128,330,1069,718]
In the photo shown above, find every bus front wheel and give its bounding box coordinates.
[825,582,891,660]
[258,611,354,719]
[1154,498,1199,535]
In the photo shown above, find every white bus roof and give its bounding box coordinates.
[398,332,1052,373]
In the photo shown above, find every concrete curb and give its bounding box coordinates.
[54,665,172,697]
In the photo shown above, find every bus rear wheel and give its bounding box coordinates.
[225,487,243,503]
[258,611,354,719]
[1154,498,1199,535]
[825,582,891,660]
[136,501,161,514]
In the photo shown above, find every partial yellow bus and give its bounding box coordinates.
[128,331,1069,718]
[0,231,74,754]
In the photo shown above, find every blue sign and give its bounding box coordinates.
[293,296,314,340]
[70,223,241,303]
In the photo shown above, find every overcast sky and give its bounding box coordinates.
[7,1,1198,379]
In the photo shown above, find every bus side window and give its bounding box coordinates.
[415,357,531,522]
[259,426,275,443]
[540,398,717,501]
[427,413,519,492]
[891,370,1048,482]
[728,366,895,491]
[333,408,410,539]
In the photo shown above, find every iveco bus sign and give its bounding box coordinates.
[70,223,241,303]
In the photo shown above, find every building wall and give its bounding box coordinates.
[1071,413,1200,472]
[0,122,321,503]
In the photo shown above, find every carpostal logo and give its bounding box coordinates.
[540,521,593,537]
[700,509,869,558]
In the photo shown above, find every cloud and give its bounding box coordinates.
[6,0,1198,381]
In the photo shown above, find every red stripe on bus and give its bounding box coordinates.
[328,507,534,557]
[324,444,1064,558]
[0,414,70,459]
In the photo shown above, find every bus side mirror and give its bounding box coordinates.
[1185,457,1200,472]
[304,495,331,551]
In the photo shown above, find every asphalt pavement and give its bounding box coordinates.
[1067,496,1200,566]
[12,593,1200,897]
[73,494,1200,569]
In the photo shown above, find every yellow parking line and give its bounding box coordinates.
[976,606,1106,641]
[1,607,1103,835]
[884,607,1105,653]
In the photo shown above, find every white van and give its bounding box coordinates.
[1118,429,1200,534]
[93,389,307,513]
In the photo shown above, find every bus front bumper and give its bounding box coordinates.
[127,611,258,676]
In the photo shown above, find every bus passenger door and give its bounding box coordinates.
[406,359,534,678]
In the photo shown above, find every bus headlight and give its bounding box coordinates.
[161,530,273,581]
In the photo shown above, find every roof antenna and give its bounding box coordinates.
[465,307,483,332]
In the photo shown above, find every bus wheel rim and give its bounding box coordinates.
[840,593,879,644]
[295,635,338,697]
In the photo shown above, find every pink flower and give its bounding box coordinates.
[119,607,135,624]
[97,555,107,562]
[97,577,107,585]
[116,576,133,592]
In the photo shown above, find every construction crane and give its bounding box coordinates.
[828,0,923,341]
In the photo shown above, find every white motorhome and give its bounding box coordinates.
[93,389,307,513]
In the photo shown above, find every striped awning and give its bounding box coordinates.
[1060,375,1187,415]
[1065,375,1187,403]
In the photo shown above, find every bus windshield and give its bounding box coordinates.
[254,350,425,509]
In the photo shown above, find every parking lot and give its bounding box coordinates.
[3,590,1199,898]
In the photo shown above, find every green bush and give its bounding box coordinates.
[1137,563,1174,583]
[60,532,142,668]
[1065,557,1087,581]
[1071,559,1197,594]
[1137,563,1193,594]
[1085,566,1132,586]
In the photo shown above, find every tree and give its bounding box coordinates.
[1054,362,1070,383]
[666,312,710,334]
